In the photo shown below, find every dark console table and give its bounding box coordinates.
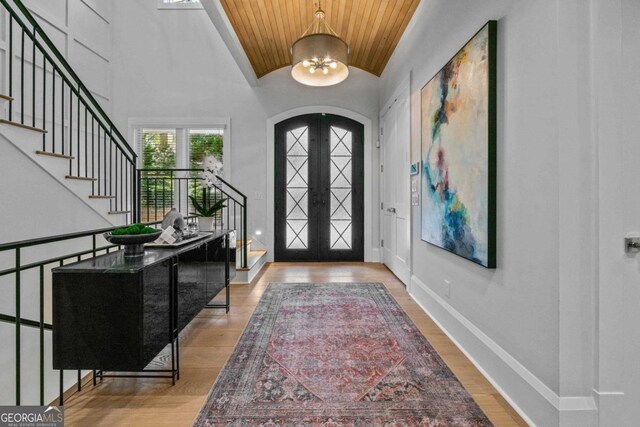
[52,230,236,399]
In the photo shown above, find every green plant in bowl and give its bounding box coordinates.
[104,224,162,258]
[111,223,158,235]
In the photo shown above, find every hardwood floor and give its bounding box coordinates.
[62,262,527,427]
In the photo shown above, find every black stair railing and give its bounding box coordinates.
[1,0,137,219]
[137,169,248,268]
[0,225,144,406]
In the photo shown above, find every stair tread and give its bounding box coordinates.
[35,150,74,160]
[65,175,96,181]
[108,210,131,214]
[236,239,253,246]
[89,195,115,199]
[0,94,14,102]
[237,250,267,271]
[0,119,47,133]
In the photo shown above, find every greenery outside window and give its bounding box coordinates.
[189,129,223,171]
[136,126,225,222]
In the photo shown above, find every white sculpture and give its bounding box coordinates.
[162,208,186,233]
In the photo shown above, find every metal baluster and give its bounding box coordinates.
[177,174,182,214]
[57,260,63,407]
[84,106,88,177]
[42,59,46,150]
[170,170,174,214]
[129,162,136,222]
[69,84,72,175]
[243,195,248,268]
[103,129,107,198]
[32,30,35,127]
[91,118,95,193]
[155,177,165,221]
[59,370,63,406]
[117,152,121,212]
[146,175,151,223]
[39,265,44,405]
[20,29,24,124]
[215,187,220,231]
[52,68,55,152]
[61,79,64,155]
[15,248,21,405]
[97,125,101,195]
[109,131,113,198]
[8,16,13,120]
[77,91,80,176]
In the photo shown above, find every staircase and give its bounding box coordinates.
[1,0,263,270]
[1,0,136,223]
[0,112,130,225]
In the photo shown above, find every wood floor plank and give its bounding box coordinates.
[62,262,527,427]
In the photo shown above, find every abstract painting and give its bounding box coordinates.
[421,21,497,268]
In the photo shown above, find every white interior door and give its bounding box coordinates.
[621,0,640,421]
[381,85,411,285]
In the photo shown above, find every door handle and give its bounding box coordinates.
[625,236,640,253]
[387,207,396,213]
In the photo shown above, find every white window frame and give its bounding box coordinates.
[129,117,231,177]
[157,0,203,10]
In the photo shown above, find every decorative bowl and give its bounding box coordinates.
[103,230,162,257]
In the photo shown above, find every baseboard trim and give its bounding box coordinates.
[409,275,598,426]
[368,247,381,263]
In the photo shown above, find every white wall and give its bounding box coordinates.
[110,0,381,260]
[21,0,114,110]
[380,0,597,425]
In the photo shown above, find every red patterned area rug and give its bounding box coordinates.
[193,283,492,427]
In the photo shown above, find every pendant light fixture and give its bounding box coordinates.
[291,2,349,87]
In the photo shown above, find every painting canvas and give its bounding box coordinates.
[421,21,496,268]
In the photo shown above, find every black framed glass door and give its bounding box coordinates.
[275,114,364,262]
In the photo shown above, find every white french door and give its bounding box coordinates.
[380,82,411,285]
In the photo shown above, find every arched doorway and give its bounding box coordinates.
[274,113,364,261]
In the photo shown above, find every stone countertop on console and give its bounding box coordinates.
[52,230,233,274]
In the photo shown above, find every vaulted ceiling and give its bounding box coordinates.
[219,0,420,78]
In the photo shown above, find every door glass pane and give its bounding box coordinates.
[330,126,352,249]
[286,127,309,249]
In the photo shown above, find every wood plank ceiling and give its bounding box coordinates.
[219,0,420,78]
